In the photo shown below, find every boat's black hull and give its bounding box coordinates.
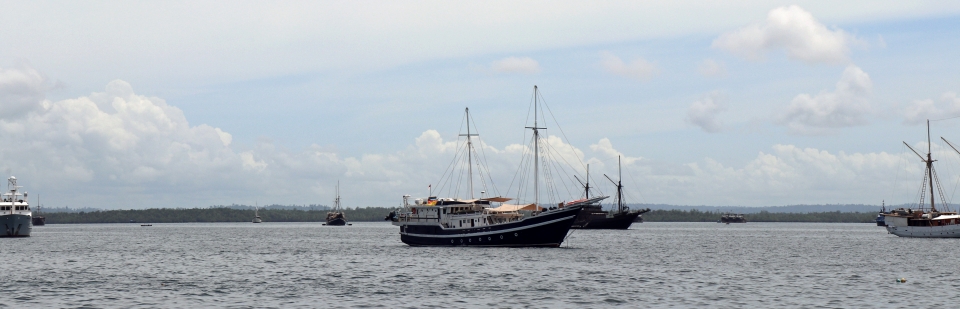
[571,210,641,229]
[326,218,347,226]
[32,216,45,226]
[398,205,582,247]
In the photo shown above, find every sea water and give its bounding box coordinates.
[1,222,955,308]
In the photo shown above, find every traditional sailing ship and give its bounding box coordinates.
[1,176,32,237]
[325,182,347,226]
[570,158,650,229]
[32,194,45,226]
[882,120,960,237]
[390,86,602,247]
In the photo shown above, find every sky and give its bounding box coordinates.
[3,1,960,209]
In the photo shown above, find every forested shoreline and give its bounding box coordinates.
[39,207,877,224]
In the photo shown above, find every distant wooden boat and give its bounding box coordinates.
[32,194,45,226]
[570,158,650,230]
[326,182,347,226]
[719,213,746,223]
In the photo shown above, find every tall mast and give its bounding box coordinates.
[526,86,546,207]
[460,108,479,199]
[585,164,590,198]
[928,120,936,212]
[336,180,341,211]
[618,156,624,213]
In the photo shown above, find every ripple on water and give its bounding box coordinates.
[2,222,956,308]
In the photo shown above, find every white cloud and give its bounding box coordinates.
[0,64,935,208]
[599,51,658,81]
[0,64,49,119]
[490,56,541,74]
[698,59,726,77]
[712,5,860,64]
[685,93,726,133]
[903,92,960,125]
[777,65,872,134]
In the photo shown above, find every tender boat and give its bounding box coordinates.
[882,120,960,237]
[390,86,604,247]
[1,176,32,237]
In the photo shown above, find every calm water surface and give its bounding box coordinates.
[2,222,957,308]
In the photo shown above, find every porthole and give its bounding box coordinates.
[500,235,503,239]
[451,240,454,243]
[488,237,491,241]
[514,233,518,237]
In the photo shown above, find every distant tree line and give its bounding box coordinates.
[42,207,398,224]
[41,207,877,224]
[643,209,876,223]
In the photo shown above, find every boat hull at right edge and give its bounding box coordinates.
[399,205,581,247]
[1,214,32,237]
[885,224,960,238]
[571,210,641,229]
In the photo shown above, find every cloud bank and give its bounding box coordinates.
[0,64,926,208]
[903,92,960,125]
[777,65,873,134]
[713,5,860,64]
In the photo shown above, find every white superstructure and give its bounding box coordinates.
[0,176,32,237]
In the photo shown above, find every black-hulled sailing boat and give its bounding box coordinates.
[32,194,45,226]
[570,157,649,229]
[325,182,347,226]
[389,86,601,247]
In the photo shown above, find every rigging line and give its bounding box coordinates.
[540,140,578,200]
[540,132,590,190]
[466,111,499,196]
[623,163,646,203]
[473,131,501,197]
[917,168,929,210]
[893,144,904,205]
[442,140,466,198]
[435,136,468,195]
[933,167,951,211]
[506,133,533,201]
[537,90,590,174]
[930,115,960,122]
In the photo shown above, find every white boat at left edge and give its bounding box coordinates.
[1,176,32,237]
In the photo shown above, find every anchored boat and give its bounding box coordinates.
[325,181,347,226]
[1,176,32,237]
[390,86,602,247]
[570,157,650,229]
[882,120,960,237]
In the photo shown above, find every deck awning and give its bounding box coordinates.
[932,214,960,220]
[486,203,543,213]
